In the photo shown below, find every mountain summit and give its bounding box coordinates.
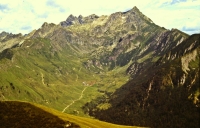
[0,6,199,128]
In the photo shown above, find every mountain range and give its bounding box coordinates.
[0,6,199,127]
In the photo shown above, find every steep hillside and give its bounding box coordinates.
[87,34,200,127]
[0,101,138,128]
[0,37,116,114]
[0,31,23,53]
[0,29,129,116]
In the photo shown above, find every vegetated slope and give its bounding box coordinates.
[0,37,107,114]
[0,101,79,128]
[0,101,138,128]
[0,5,194,124]
[87,34,200,127]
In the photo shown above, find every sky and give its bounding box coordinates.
[0,0,200,35]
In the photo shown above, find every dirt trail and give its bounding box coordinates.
[41,72,45,85]
[40,72,56,86]
[40,71,88,113]
[62,86,88,113]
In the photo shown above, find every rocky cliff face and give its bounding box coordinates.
[0,31,23,52]
[88,34,200,128]
[60,14,99,27]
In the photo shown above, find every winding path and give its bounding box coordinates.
[62,86,88,113]
[40,71,88,113]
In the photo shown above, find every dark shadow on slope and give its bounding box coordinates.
[0,101,80,128]
[83,34,200,128]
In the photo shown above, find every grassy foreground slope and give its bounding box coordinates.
[0,101,139,128]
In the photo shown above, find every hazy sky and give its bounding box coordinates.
[0,0,199,35]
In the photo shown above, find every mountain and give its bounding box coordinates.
[0,6,199,127]
[0,31,23,53]
[87,34,200,127]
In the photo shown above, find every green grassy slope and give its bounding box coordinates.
[0,101,139,128]
[0,37,129,116]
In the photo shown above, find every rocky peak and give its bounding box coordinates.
[0,31,9,37]
[78,15,83,19]
[87,14,99,19]
[60,13,100,27]
[77,15,84,24]
[131,6,140,12]
[0,32,22,43]
[41,22,56,28]
[122,6,140,15]
[66,14,77,22]
[60,14,80,27]
[121,6,153,24]
[0,31,10,42]
[82,14,99,24]
[41,22,49,28]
